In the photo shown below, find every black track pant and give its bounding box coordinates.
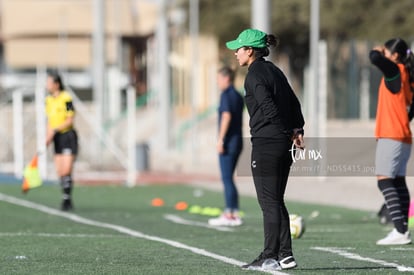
[251,137,293,260]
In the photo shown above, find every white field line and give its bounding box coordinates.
[0,193,287,275]
[164,214,235,232]
[312,246,414,272]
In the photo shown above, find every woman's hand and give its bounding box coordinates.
[373,46,385,55]
[217,140,224,154]
[293,134,305,149]
[46,128,56,147]
[292,128,305,149]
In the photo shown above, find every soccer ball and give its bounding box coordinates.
[289,214,305,239]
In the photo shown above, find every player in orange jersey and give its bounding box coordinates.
[370,38,414,245]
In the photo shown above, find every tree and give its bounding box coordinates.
[180,0,414,81]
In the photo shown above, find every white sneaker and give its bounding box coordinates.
[279,256,297,269]
[208,214,243,226]
[231,216,243,226]
[261,259,281,271]
[376,229,412,245]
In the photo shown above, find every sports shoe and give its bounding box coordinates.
[279,256,297,269]
[61,199,73,211]
[376,229,411,245]
[241,253,281,271]
[208,214,242,226]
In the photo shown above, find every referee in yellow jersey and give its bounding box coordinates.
[45,72,78,211]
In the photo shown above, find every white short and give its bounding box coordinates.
[375,138,411,178]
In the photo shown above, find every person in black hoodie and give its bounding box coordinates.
[226,28,305,271]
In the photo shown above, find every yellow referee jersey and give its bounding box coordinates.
[45,91,75,133]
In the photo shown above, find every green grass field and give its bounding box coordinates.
[0,182,413,274]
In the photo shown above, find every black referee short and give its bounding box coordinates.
[53,129,78,155]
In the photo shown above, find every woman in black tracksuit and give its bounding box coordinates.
[226,28,305,270]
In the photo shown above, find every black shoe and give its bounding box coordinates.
[241,253,280,271]
[279,256,297,269]
[61,199,73,211]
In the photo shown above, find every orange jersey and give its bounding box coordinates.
[375,63,412,143]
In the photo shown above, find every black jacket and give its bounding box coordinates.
[244,58,305,138]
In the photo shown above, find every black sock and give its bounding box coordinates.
[394,177,410,225]
[61,175,72,201]
[378,178,407,233]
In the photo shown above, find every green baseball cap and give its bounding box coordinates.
[226,29,267,50]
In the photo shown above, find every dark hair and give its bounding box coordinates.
[385,38,414,84]
[218,66,235,82]
[250,34,279,59]
[48,71,64,91]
